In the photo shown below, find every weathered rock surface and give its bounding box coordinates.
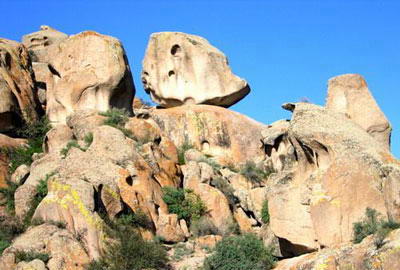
[264,102,400,255]
[0,135,27,188]
[274,229,400,270]
[150,105,265,165]
[0,38,41,131]
[326,74,392,150]
[0,224,90,270]
[22,25,68,63]
[142,32,250,107]
[45,31,134,125]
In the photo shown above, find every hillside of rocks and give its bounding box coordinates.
[0,26,399,270]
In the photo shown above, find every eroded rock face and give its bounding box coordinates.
[264,103,400,256]
[274,229,400,270]
[150,105,265,165]
[326,74,392,150]
[22,25,68,62]
[0,38,41,131]
[45,31,134,125]
[0,224,90,270]
[142,32,250,108]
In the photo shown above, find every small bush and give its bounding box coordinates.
[162,187,206,225]
[261,200,270,224]
[240,161,274,184]
[0,181,20,214]
[60,140,86,158]
[15,250,50,263]
[190,217,219,237]
[353,208,400,244]
[172,243,194,261]
[211,177,238,209]
[177,140,194,165]
[0,239,10,255]
[99,109,133,138]
[199,157,222,172]
[86,216,168,270]
[203,234,276,270]
[115,210,153,230]
[0,220,25,255]
[83,132,94,148]
[6,116,51,173]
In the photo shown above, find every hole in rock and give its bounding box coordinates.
[170,44,181,55]
[126,176,133,186]
[168,70,175,77]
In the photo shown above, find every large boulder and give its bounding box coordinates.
[264,103,400,256]
[0,224,90,270]
[0,38,41,131]
[326,74,392,150]
[149,105,265,165]
[22,25,68,63]
[141,32,250,108]
[45,31,134,125]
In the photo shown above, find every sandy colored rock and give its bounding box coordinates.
[16,260,46,270]
[142,32,250,107]
[0,224,90,270]
[22,25,68,63]
[274,229,400,270]
[195,235,222,248]
[182,161,233,233]
[266,103,398,255]
[10,164,30,185]
[45,31,134,125]
[0,135,27,188]
[326,74,392,150]
[0,38,41,131]
[233,207,253,233]
[150,105,265,165]
[43,124,74,154]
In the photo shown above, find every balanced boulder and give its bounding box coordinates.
[141,32,250,107]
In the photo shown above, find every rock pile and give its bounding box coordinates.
[0,26,398,270]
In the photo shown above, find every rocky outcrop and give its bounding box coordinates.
[0,38,41,131]
[0,224,90,270]
[263,102,400,256]
[149,105,265,165]
[43,31,135,125]
[22,26,68,63]
[274,229,400,270]
[326,74,392,150]
[0,135,27,188]
[141,32,250,108]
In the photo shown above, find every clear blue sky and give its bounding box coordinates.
[1,0,399,157]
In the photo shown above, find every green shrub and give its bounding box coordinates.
[172,243,194,261]
[239,161,274,184]
[83,132,94,148]
[162,187,206,225]
[6,116,51,173]
[211,177,238,208]
[261,200,270,224]
[0,239,10,255]
[203,234,276,270]
[199,157,222,172]
[99,109,133,138]
[177,140,194,165]
[86,222,168,270]
[190,217,219,237]
[60,140,86,158]
[15,250,50,263]
[115,210,153,230]
[353,208,400,244]
[0,181,19,214]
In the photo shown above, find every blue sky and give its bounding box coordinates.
[1,0,399,157]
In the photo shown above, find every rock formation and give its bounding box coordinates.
[0,27,399,270]
[141,32,250,107]
[326,74,392,150]
[0,38,41,131]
